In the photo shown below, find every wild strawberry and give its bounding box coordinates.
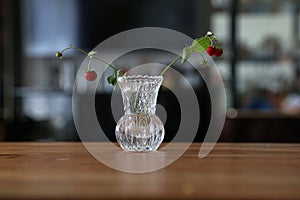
[85,70,97,81]
[214,48,223,57]
[120,68,128,75]
[206,46,215,56]
[56,51,63,58]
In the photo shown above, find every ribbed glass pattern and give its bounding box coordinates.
[115,75,165,152]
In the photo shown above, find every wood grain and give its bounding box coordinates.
[0,142,299,199]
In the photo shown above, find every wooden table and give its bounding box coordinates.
[0,142,299,199]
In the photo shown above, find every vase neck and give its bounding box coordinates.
[118,75,163,115]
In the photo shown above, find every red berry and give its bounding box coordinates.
[206,46,215,56]
[85,71,97,81]
[214,48,223,57]
[120,68,128,75]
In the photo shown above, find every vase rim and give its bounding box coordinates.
[119,75,163,79]
[117,75,163,83]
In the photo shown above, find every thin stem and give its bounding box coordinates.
[160,54,182,76]
[61,47,73,53]
[199,53,207,64]
[92,56,118,71]
[87,59,92,71]
[61,45,118,71]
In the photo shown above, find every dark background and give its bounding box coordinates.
[0,0,300,142]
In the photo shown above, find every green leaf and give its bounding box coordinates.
[107,73,116,86]
[181,47,192,63]
[106,69,125,88]
[192,37,210,54]
[116,69,124,77]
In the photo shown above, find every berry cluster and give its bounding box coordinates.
[206,45,223,57]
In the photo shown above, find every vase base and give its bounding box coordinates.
[116,133,164,152]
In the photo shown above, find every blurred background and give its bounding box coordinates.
[0,0,299,142]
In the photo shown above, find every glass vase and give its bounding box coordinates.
[115,75,165,152]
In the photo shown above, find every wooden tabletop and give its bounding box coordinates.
[0,142,300,200]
